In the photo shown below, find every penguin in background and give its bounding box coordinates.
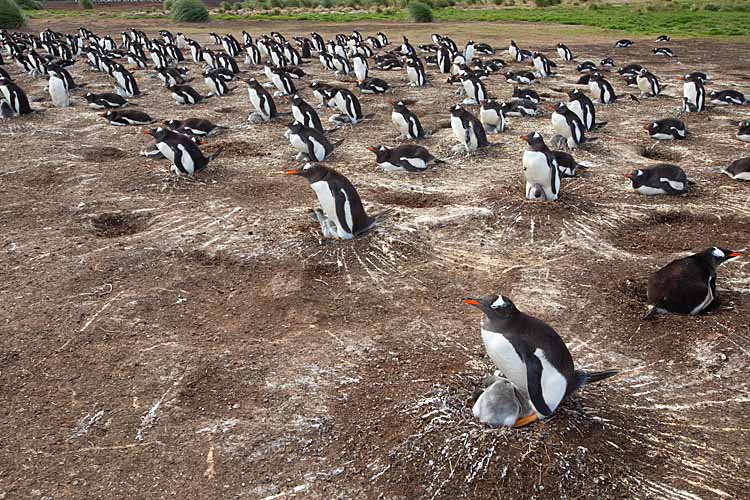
[679,73,705,112]
[737,121,750,142]
[143,127,221,176]
[291,94,324,133]
[246,78,277,122]
[463,294,617,426]
[311,81,337,108]
[501,99,538,117]
[163,118,227,137]
[437,45,452,74]
[330,88,364,125]
[532,52,553,78]
[100,109,154,126]
[551,103,587,149]
[352,54,369,83]
[286,163,378,240]
[511,87,540,104]
[566,89,601,132]
[204,70,232,97]
[479,99,507,134]
[636,68,661,97]
[644,118,687,140]
[405,56,427,87]
[614,39,634,48]
[111,66,140,98]
[556,43,573,61]
[287,122,336,162]
[450,104,489,153]
[168,84,207,105]
[708,90,747,106]
[47,67,70,107]
[624,164,691,196]
[367,144,443,172]
[521,132,560,201]
[644,247,744,319]
[716,157,750,180]
[588,72,617,104]
[392,101,425,140]
[357,78,389,95]
[460,73,487,105]
[269,67,297,97]
[653,47,675,57]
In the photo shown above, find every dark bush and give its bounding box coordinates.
[163,0,172,9]
[80,0,93,9]
[407,0,433,21]
[16,0,41,9]
[171,0,209,21]
[0,0,24,28]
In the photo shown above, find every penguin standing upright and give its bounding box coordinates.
[556,43,573,61]
[463,294,617,426]
[269,67,297,97]
[450,104,489,153]
[636,68,661,97]
[352,54,369,83]
[286,163,376,240]
[644,247,744,319]
[624,164,690,196]
[392,101,425,140]
[404,56,427,87]
[47,67,70,107]
[479,99,506,134]
[204,70,231,97]
[588,72,617,104]
[143,127,221,175]
[460,73,487,105]
[245,78,277,121]
[566,89,599,131]
[679,73,705,112]
[291,94,324,133]
[330,88,363,124]
[0,79,32,116]
[532,52,553,78]
[287,122,336,161]
[521,132,560,201]
[111,65,140,98]
[551,103,587,149]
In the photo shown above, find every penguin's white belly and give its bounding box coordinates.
[551,113,571,138]
[481,328,527,391]
[635,185,667,196]
[652,132,675,141]
[400,157,427,170]
[556,48,566,59]
[533,59,546,75]
[684,83,698,104]
[292,106,305,124]
[392,112,409,134]
[731,171,750,180]
[49,78,69,107]
[661,177,685,191]
[379,161,404,172]
[738,134,750,142]
[451,117,467,144]
[156,142,176,162]
[566,101,584,126]
[480,109,501,128]
[637,77,650,94]
[589,82,601,100]
[533,348,567,414]
[289,133,307,153]
[176,144,195,174]
[523,151,552,185]
[248,91,263,114]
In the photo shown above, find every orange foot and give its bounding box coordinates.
[513,413,539,428]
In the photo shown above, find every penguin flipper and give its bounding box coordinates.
[524,353,553,418]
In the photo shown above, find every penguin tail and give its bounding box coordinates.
[628,93,639,102]
[687,179,696,186]
[642,305,659,320]
[208,146,224,162]
[577,369,618,389]
[332,139,345,148]
[432,158,446,165]
[592,121,608,130]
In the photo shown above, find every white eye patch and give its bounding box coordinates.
[712,247,725,258]
[490,296,507,309]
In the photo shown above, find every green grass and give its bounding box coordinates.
[22,2,750,37]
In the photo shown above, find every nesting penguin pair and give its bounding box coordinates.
[143,126,222,176]
[464,294,617,427]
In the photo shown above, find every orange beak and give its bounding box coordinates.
[728,251,743,258]
[285,169,302,175]
[367,146,377,153]
[519,135,529,141]
[676,76,685,81]
[143,129,153,136]
[642,124,651,131]
[99,112,107,117]
[624,172,634,179]
[463,298,481,306]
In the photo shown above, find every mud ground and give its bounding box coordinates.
[1,17,749,500]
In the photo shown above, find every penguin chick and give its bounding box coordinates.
[644,247,744,319]
[473,376,532,428]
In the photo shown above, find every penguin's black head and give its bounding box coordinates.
[624,169,644,185]
[644,121,659,133]
[738,121,750,133]
[638,68,648,76]
[553,102,568,114]
[367,145,389,162]
[84,92,95,102]
[568,88,583,99]
[450,104,464,116]
[285,162,327,183]
[143,127,169,141]
[245,77,259,88]
[163,119,182,129]
[463,295,517,317]
[291,94,303,105]
[287,121,303,133]
[393,101,406,112]
[590,71,604,81]
[702,247,744,267]
[520,131,544,147]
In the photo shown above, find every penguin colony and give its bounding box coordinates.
[1,26,748,430]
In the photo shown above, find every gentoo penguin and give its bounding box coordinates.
[269,67,297,97]
[577,61,597,73]
[505,71,536,85]
[450,104,489,153]
[163,118,226,137]
[310,81,337,108]
[553,150,587,178]
[708,90,747,106]
[479,99,506,134]
[330,88,364,124]
[521,132,560,201]
[245,78,277,122]
[157,67,188,88]
[502,99,537,117]
[287,122,336,161]
[404,56,427,87]
[600,57,616,70]
[460,73,487,105]
[168,84,206,105]
[0,99,13,119]
[678,73,705,112]
[618,63,643,77]
[624,164,690,196]
[463,294,617,426]
[472,375,532,428]
[532,52,553,78]
[512,87,540,105]
[684,71,709,83]
[100,109,154,126]
[392,101,424,140]
[717,158,750,180]
[588,72,618,104]
[737,121,750,142]
[144,127,220,176]
[556,43,573,61]
[286,163,375,240]
[614,39,634,48]
[84,92,128,109]
[291,94,323,133]
[653,47,675,57]
[47,67,70,107]
[111,65,140,97]
[644,247,744,319]
[636,68,661,97]
[656,35,671,42]
[464,39,475,62]
[204,69,232,97]
[644,118,687,140]
[508,40,530,62]
[367,144,443,172]
[551,103,587,149]
[352,54,368,82]
[357,78,389,94]
[566,89,599,131]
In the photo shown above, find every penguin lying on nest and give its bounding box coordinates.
[644,247,745,319]
[464,294,617,427]
[286,163,389,240]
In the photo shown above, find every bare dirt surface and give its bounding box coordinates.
[2,17,750,500]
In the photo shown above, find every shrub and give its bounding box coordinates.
[163,0,172,8]
[171,0,209,21]
[16,0,41,9]
[533,0,560,6]
[80,0,94,9]
[0,0,24,28]
[407,1,432,20]
[492,0,503,4]
[320,0,333,7]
